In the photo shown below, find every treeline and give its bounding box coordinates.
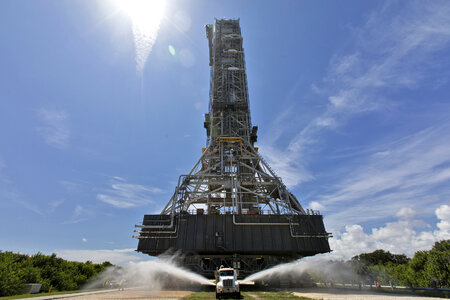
[0,251,112,296]
[351,240,449,288]
[310,240,449,289]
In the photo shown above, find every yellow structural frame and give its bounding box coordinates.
[218,136,243,155]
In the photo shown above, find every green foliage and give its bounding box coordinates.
[424,250,450,288]
[352,249,409,266]
[351,240,450,288]
[432,239,450,251]
[350,249,408,285]
[0,251,112,297]
[0,254,23,296]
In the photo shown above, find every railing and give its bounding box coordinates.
[174,209,321,216]
[315,282,450,293]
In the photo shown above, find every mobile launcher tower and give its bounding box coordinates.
[135,19,331,278]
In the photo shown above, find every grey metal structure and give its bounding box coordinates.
[135,19,331,278]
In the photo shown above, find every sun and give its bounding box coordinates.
[114,0,167,72]
[115,0,166,31]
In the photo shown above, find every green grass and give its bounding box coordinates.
[185,291,313,300]
[184,292,220,300]
[0,289,103,300]
[184,292,225,300]
[244,291,313,299]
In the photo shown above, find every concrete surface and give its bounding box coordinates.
[16,288,446,300]
[292,288,444,300]
[16,289,193,300]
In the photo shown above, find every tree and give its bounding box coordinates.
[432,240,450,252]
[0,251,113,296]
[0,252,24,296]
[352,249,409,266]
[425,250,450,288]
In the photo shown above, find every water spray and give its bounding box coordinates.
[84,255,214,291]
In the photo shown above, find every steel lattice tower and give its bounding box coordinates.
[135,19,330,278]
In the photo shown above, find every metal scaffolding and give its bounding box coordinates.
[161,19,305,217]
[135,19,330,278]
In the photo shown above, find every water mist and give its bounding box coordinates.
[84,254,213,291]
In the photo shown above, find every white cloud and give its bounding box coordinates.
[113,176,126,182]
[0,161,66,216]
[328,95,347,108]
[309,201,324,211]
[0,160,44,215]
[36,108,69,149]
[435,204,450,240]
[330,52,360,76]
[16,200,43,215]
[261,1,450,191]
[260,145,314,188]
[395,207,415,219]
[82,238,87,243]
[319,124,450,230]
[328,205,450,260]
[55,248,143,265]
[59,180,83,193]
[97,177,164,208]
[48,199,64,214]
[64,205,93,224]
[74,205,87,218]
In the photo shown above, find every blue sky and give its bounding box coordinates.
[0,0,449,264]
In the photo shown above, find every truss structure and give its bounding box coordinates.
[135,19,331,278]
[161,19,306,217]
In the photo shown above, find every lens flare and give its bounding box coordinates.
[168,45,176,56]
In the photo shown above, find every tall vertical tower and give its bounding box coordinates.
[135,19,330,278]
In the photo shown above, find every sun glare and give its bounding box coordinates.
[114,0,167,73]
[116,0,166,30]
